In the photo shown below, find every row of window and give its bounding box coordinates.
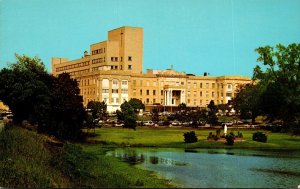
[69,69,89,76]
[92,57,106,64]
[187,91,232,98]
[110,56,132,62]
[131,80,233,90]
[186,99,223,106]
[56,61,89,72]
[102,97,127,104]
[102,89,128,94]
[91,48,105,55]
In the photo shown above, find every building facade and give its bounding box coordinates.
[52,26,251,112]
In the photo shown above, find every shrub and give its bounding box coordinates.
[252,132,267,143]
[183,131,198,143]
[237,131,243,138]
[225,132,235,145]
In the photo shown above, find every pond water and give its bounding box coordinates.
[106,148,300,188]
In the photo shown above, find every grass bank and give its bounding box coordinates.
[0,124,172,188]
[86,126,300,150]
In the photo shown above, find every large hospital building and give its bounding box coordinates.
[52,26,251,112]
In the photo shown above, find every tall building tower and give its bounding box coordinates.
[89,26,143,74]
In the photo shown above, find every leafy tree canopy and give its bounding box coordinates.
[128,98,145,112]
[0,54,86,140]
[253,43,300,125]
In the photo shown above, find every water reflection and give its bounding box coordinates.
[110,149,188,166]
[107,148,300,188]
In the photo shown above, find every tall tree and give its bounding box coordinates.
[207,100,218,125]
[254,44,300,125]
[0,55,86,140]
[48,73,86,140]
[233,83,262,123]
[86,101,108,120]
[128,98,145,113]
[117,101,137,130]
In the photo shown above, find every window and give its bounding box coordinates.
[140,89,142,95]
[121,89,128,94]
[226,92,232,97]
[111,57,114,61]
[146,81,149,86]
[128,56,132,61]
[115,66,118,69]
[133,89,136,96]
[194,99,197,105]
[227,84,232,90]
[187,91,191,97]
[146,90,149,95]
[153,90,156,95]
[112,89,118,93]
[206,91,209,98]
[206,83,209,89]
[114,57,118,62]
[128,65,132,70]
[161,90,163,95]
[212,92,215,97]
[200,100,202,105]
[121,57,123,62]
[133,80,136,87]
[193,82,197,88]
[122,80,128,85]
[212,83,215,89]
[153,99,156,103]
[188,99,190,103]
[194,91,197,97]
[187,82,191,88]
[200,91,202,97]
[200,83,203,88]
[181,82,184,85]
[111,98,114,103]
[116,98,119,103]
[102,89,109,93]
[112,79,118,85]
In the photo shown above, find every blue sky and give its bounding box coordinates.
[1,0,299,77]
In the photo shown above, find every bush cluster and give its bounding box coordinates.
[252,132,267,143]
[183,131,198,143]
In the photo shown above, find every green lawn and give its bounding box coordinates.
[85,126,300,150]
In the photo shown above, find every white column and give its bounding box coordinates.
[164,90,167,106]
[169,90,172,105]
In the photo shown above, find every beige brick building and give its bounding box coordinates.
[52,26,251,112]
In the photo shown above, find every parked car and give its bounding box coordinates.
[143,121,155,126]
[115,121,124,127]
[157,121,164,126]
[171,121,181,126]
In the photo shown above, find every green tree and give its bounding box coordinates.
[0,54,52,125]
[48,73,85,140]
[233,83,262,123]
[117,101,137,130]
[151,108,159,123]
[0,55,85,140]
[128,98,145,113]
[207,100,218,125]
[254,43,300,126]
[86,101,107,120]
